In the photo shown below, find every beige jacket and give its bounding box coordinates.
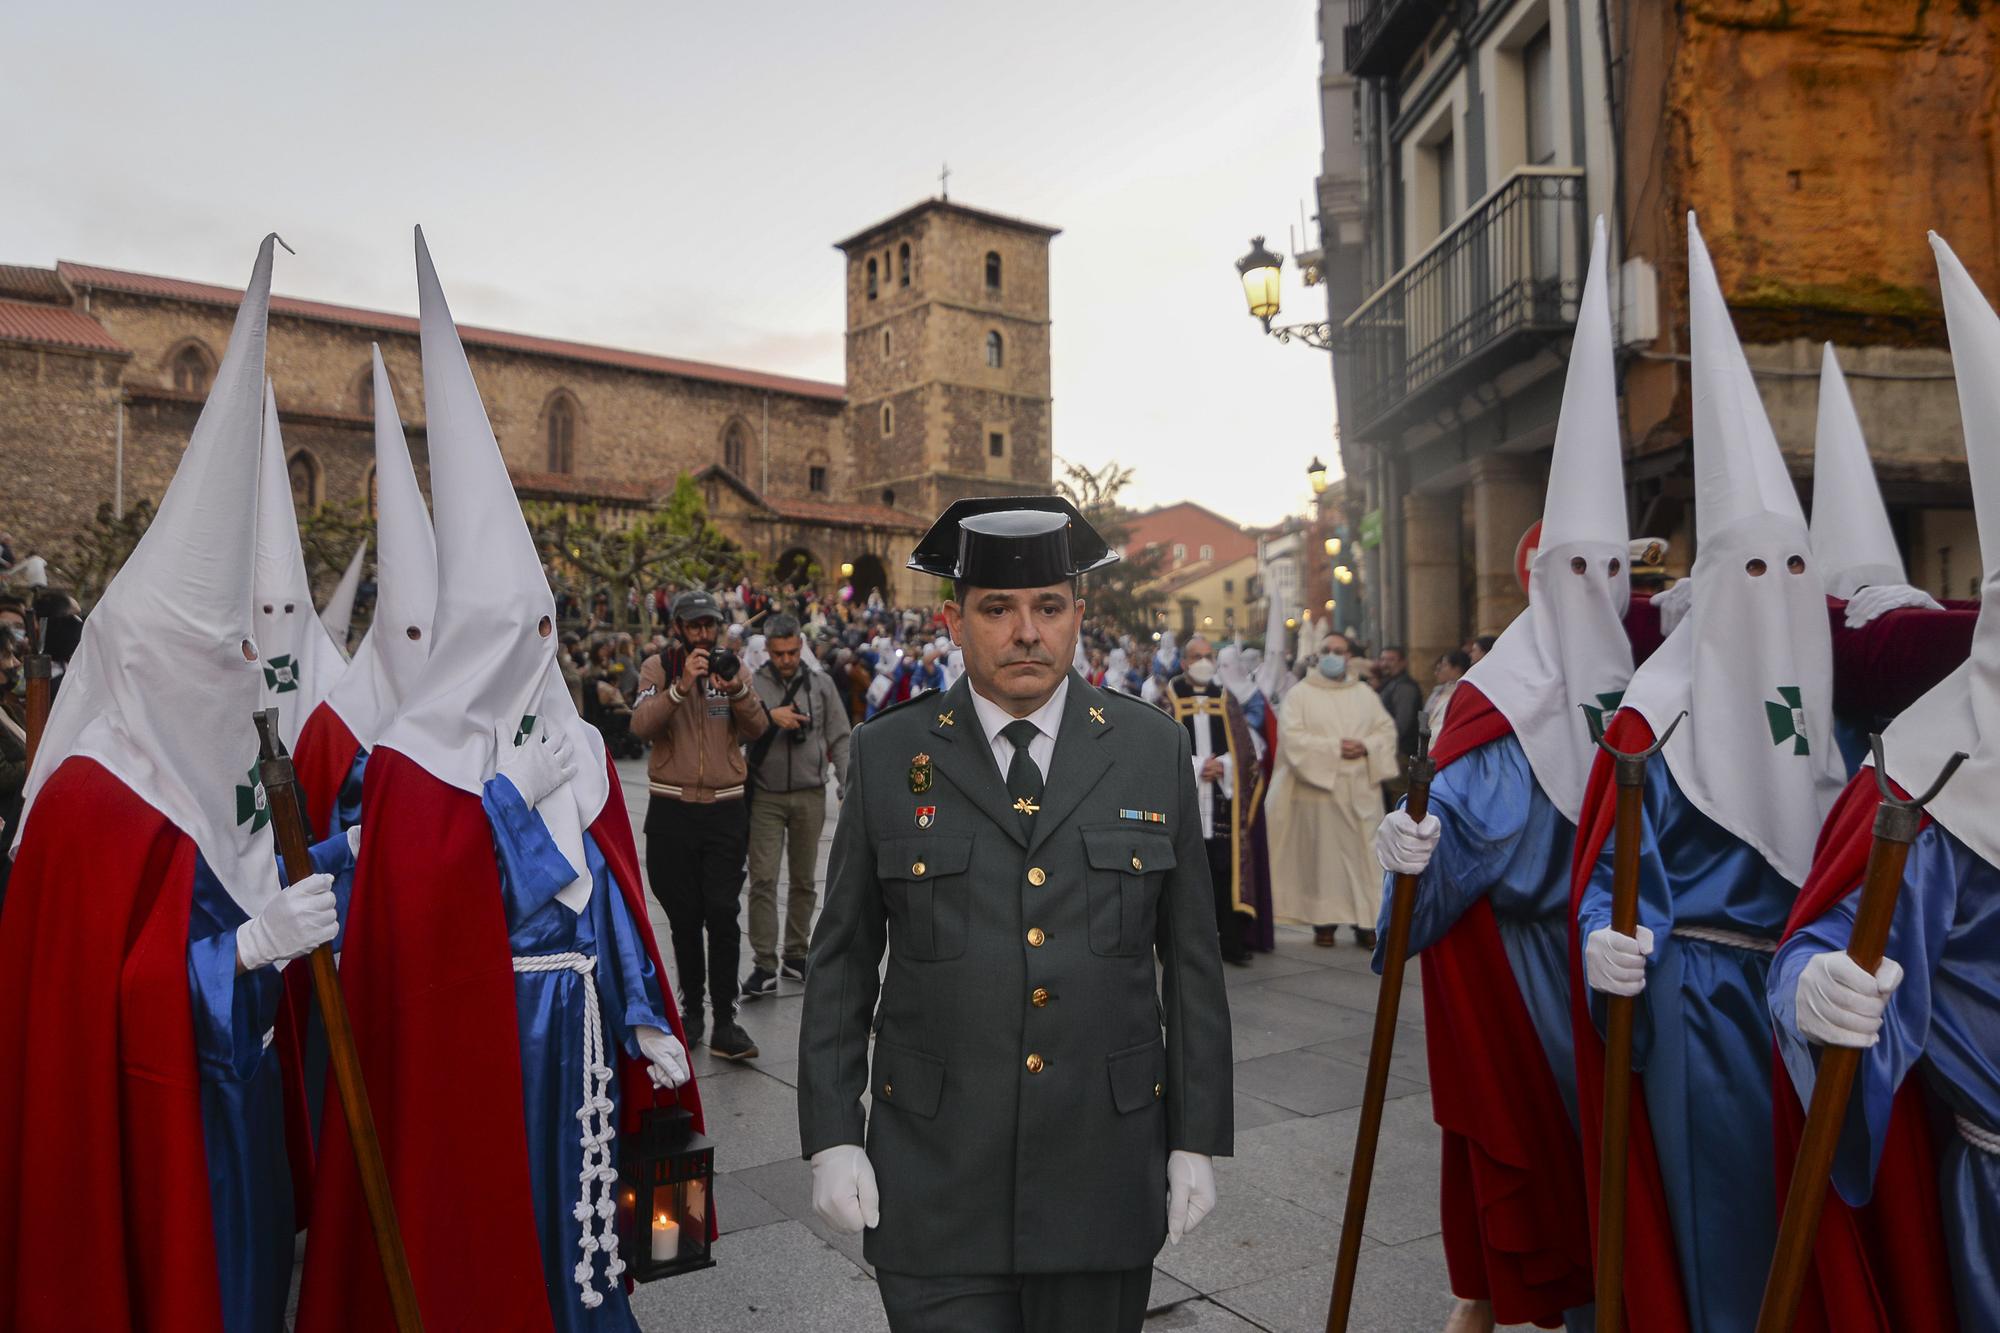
[629,652,770,802]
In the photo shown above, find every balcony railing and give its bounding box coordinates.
[1338,166,1587,436]
[1344,0,1451,78]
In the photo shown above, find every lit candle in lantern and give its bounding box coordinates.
[652,1209,680,1262]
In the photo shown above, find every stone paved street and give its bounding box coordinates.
[613,760,1547,1333]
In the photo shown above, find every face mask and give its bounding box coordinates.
[1186,659,1217,686]
[1317,653,1348,681]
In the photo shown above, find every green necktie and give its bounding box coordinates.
[1002,719,1044,838]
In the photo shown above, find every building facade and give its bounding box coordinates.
[1311,0,1991,686]
[0,199,1058,608]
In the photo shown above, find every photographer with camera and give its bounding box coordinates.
[631,589,769,1061]
[741,614,850,999]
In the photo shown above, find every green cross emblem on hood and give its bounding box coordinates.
[513,713,537,747]
[235,764,270,831]
[263,655,298,693]
[1765,686,1809,755]
[1580,690,1625,734]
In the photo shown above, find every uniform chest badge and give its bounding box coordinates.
[909,752,934,794]
[915,805,936,829]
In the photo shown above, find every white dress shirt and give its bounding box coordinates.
[968,676,1068,782]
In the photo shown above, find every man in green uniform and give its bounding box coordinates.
[797,497,1233,1333]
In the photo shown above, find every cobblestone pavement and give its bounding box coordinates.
[612,760,1552,1333]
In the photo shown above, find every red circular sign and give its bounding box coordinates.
[1514,520,1543,596]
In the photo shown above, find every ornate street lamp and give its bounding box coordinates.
[1306,456,1329,495]
[1324,535,1341,557]
[1236,236,1284,330]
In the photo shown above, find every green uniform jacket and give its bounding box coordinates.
[797,671,1233,1276]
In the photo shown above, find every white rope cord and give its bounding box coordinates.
[1957,1114,2000,1156]
[513,951,623,1307]
[1670,925,1778,954]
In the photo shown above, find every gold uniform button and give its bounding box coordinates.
[1030,987,1050,1008]
[1027,866,1047,887]
[912,861,926,876]
[1025,1053,1045,1074]
[1026,927,1047,948]
[1130,855,1144,871]
[883,1083,893,1098]
[1153,1083,1163,1098]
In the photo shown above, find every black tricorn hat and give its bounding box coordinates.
[907,496,1120,588]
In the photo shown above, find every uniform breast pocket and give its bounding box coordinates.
[1080,825,1177,957]
[876,834,974,961]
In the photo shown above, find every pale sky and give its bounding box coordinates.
[1,0,1336,528]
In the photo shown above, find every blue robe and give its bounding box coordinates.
[1374,735,1593,1333]
[330,746,367,835]
[1769,823,2000,1324]
[481,777,672,1333]
[1576,763,1796,1332]
[189,831,354,1333]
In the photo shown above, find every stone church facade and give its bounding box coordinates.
[0,198,1057,606]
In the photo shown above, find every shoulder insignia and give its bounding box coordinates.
[936,709,955,727]
[1089,706,1106,724]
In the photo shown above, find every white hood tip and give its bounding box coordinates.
[1540,214,1627,552]
[1931,232,2000,574]
[1809,343,1906,599]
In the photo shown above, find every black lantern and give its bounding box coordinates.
[1236,236,1285,330]
[615,1106,717,1282]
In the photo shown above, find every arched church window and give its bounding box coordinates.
[288,449,321,511]
[546,396,576,474]
[171,343,213,394]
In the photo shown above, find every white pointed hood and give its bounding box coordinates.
[1879,235,2000,867]
[14,237,284,915]
[1463,215,1634,821]
[324,345,438,751]
[1621,214,1844,885]
[1809,345,1908,598]
[320,537,369,655]
[254,382,347,746]
[375,230,609,901]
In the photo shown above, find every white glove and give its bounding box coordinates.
[237,872,338,972]
[495,724,577,810]
[1585,924,1654,997]
[1651,576,1695,637]
[1167,1150,1216,1244]
[1844,583,1945,628]
[1375,809,1442,876]
[633,1024,691,1089]
[1796,950,1905,1048]
[345,823,362,861]
[810,1144,880,1234]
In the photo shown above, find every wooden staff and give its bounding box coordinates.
[22,609,51,768]
[1586,708,1684,1333]
[253,709,424,1333]
[1324,714,1433,1333]
[1753,736,1965,1333]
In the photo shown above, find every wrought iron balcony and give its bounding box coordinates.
[1344,0,1451,78]
[1338,167,1587,437]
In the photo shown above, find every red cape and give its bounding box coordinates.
[273,701,365,1227]
[1769,769,1957,1332]
[0,758,225,1331]
[1567,710,1694,1333]
[297,747,705,1332]
[1416,683,1594,1326]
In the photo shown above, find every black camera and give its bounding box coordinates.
[789,706,813,742]
[706,647,741,681]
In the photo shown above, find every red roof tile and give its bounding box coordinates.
[0,265,69,304]
[0,299,126,355]
[55,261,847,403]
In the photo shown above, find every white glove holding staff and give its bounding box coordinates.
[1375,809,1442,876]
[1843,583,1944,628]
[495,723,577,810]
[633,1024,691,1088]
[1585,924,1653,997]
[1167,1150,1216,1244]
[1795,950,1905,1048]
[810,1144,880,1234]
[237,872,338,972]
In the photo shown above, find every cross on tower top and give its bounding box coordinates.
[938,162,951,200]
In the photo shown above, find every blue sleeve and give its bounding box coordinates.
[186,856,283,1081]
[275,827,359,951]
[584,835,671,1058]
[1375,742,1535,963]
[1769,823,1957,1207]
[332,746,368,834]
[1577,760,1676,1068]
[481,775,582,929]
[1242,694,1268,732]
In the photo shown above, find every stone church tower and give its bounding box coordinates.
[836,200,1059,518]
